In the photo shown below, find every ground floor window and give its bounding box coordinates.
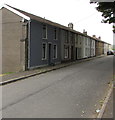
[42,43,47,60]
[85,48,87,56]
[64,45,69,59]
[53,45,57,59]
[78,48,81,58]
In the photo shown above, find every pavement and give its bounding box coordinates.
[102,91,113,118]
[1,55,106,85]
[1,55,113,118]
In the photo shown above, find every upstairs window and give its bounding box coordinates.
[75,34,78,45]
[54,28,58,40]
[85,37,87,46]
[70,32,74,44]
[65,31,69,43]
[42,25,47,39]
[88,39,90,46]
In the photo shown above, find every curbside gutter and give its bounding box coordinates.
[0,55,106,86]
[97,83,113,118]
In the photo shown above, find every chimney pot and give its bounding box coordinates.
[68,23,73,29]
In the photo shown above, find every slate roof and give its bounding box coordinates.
[4,4,110,44]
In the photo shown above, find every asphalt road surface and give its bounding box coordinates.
[1,56,113,118]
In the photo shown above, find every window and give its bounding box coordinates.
[78,48,81,58]
[65,31,69,43]
[85,48,87,56]
[64,45,69,59]
[53,45,57,59]
[42,25,47,39]
[92,40,94,47]
[85,38,87,46]
[88,39,90,46]
[42,43,47,60]
[79,36,82,45]
[75,34,78,45]
[54,28,58,40]
[70,32,74,44]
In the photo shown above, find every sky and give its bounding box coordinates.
[1,0,113,45]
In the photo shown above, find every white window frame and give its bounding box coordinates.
[79,35,82,45]
[64,45,69,59]
[85,37,87,46]
[42,43,47,60]
[42,25,47,39]
[54,28,58,40]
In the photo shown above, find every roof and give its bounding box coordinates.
[1,4,30,20]
[2,4,110,44]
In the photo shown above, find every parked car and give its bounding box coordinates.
[107,50,114,55]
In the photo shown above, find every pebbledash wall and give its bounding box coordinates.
[0,4,112,74]
[1,7,26,73]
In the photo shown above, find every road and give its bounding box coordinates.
[1,56,113,118]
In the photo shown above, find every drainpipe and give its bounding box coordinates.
[27,20,31,70]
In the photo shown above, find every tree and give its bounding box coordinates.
[91,2,115,32]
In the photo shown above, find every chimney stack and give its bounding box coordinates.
[92,35,96,38]
[68,23,73,29]
[83,29,87,35]
[98,36,101,40]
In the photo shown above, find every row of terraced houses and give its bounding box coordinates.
[0,4,112,74]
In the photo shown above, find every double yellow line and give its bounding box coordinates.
[0,74,6,77]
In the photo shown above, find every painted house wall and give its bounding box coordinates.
[29,20,61,69]
[75,34,82,59]
[95,40,104,56]
[75,34,95,59]
[99,42,104,55]
[90,38,95,57]
[1,8,26,74]
[83,36,91,58]
[104,43,108,55]
[60,30,75,62]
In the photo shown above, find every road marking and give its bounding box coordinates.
[0,74,5,77]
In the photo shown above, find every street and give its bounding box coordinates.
[2,56,113,118]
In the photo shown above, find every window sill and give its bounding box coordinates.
[42,58,47,60]
[53,58,57,59]
[42,38,48,40]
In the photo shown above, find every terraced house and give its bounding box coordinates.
[0,4,111,74]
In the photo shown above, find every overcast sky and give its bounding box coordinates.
[1,0,113,44]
